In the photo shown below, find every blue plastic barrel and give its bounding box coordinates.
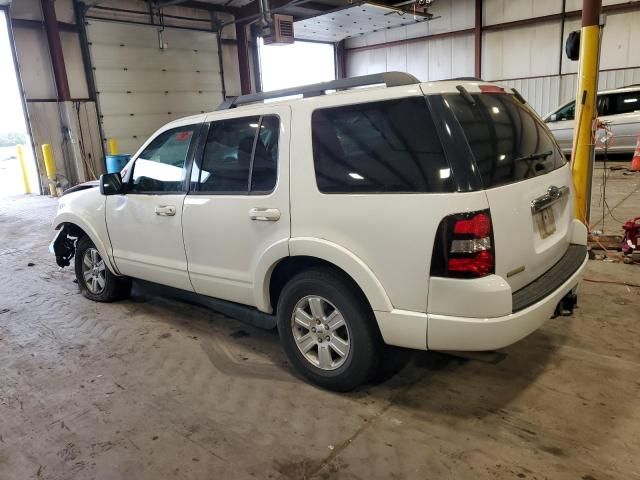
[105,154,131,174]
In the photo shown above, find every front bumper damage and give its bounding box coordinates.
[50,225,80,268]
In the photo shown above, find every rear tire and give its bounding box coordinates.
[74,236,131,302]
[277,267,381,391]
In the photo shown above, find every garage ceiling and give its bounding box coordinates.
[294,1,432,42]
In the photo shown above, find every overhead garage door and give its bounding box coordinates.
[86,20,223,155]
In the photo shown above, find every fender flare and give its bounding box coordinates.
[254,237,393,314]
[252,238,290,313]
[53,213,119,275]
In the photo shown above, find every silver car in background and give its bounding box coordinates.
[544,85,640,155]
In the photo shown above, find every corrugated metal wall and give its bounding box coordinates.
[344,0,640,115]
[86,20,224,155]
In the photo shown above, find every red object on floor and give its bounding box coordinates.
[622,216,640,254]
[631,134,640,172]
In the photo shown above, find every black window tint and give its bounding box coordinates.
[251,115,279,193]
[553,101,575,121]
[311,98,452,193]
[131,126,196,193]
[609,92,640,115]
[199,116,260,193]
[445,93,566,189]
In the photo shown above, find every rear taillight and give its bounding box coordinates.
[431,210,494,278]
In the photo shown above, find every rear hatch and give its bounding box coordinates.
[442,89,572,291]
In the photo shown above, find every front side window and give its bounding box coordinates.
[553,101,575,121]
[445,93,566,189]
[130,125,197,193]
[311,98,452,193]
[196,115,279,194]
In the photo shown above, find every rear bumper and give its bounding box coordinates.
[375,248,588,352]
[426,251,588,351]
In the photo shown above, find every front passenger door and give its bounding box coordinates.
[106,123,200,291]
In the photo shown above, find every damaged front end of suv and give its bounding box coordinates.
[50,224,82,268]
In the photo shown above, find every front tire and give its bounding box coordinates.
[74,236,131,302]
[277,268,381,391]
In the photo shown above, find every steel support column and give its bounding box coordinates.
[571,0,602,224]
[236,22,252,94]
[41,0,71,101]
[474,0,482,79]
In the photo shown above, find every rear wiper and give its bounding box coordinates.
[512,150,553,163]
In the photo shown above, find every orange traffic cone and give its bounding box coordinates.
[631,134,640,172]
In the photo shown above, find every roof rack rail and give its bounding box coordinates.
[216,71,420,110]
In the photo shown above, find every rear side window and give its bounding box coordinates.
[311,98,453,193]
[196,115,279,194]
[445,93,566,189]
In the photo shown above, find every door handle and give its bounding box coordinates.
[155,205,176,216]
[249,208,280,221]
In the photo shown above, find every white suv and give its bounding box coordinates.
[51,72,588,391]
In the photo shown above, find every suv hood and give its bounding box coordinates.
[61,180,100,196]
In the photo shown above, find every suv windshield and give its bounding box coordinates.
[445,93,566,189]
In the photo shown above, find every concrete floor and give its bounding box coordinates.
[590,160,640,235]
[1,184,639,480]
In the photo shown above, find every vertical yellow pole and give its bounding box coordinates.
[16,145,31,194]
[107,138,118,155]
[571,0,602,224]
[42,144,58,197]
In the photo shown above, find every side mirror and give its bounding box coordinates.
[100,172,123,196]
[548,113,558,122]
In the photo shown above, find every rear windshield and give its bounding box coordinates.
[444,93,566,189]
[311,97,453,193]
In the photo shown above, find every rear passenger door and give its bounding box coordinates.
[182,106,290,308]
[599,91,640,152]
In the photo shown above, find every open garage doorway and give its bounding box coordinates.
[258,38,335,91]
[0,9,39,197]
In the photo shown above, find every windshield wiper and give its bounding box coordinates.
[512,150,553,163]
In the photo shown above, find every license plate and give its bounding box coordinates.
[535,206,556,238]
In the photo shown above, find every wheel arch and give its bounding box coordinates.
[254,237,393,315]
[53,213,118,274]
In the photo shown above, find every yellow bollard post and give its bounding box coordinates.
[570,0,602,224]
[16,145,31,194]
[42,144,58,197]
[107,138,118,155]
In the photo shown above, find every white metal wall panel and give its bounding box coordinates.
[600,10,640,70]
[61,32,89,99]
[567,0,640,10]
[482,22,561,80]
[12,27,56,99]
[346,33,474,81]
[499,76,561,115]
[86,19,222,154]
[484,0,561,26]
